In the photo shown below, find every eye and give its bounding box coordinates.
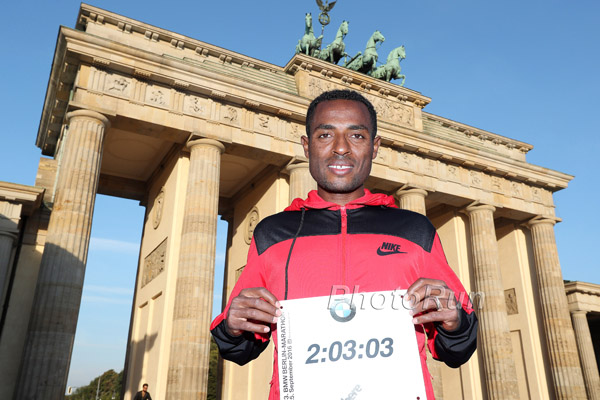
[318,132,332,139]
[350,133,365,139]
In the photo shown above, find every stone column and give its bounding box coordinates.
[15,110,109,399]
[528,217,587,399]
[286,162,316,201]
[166,138,225,399]
[395,187,428,216]
[0,232,17,301]
[0,201,21,301]
[571,311,600,399]
[465,203,519,399]
[395,187,444,397]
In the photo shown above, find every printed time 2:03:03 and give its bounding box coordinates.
[305,337,394,364]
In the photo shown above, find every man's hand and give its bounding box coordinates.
[225,287,282,336]
[405,278,460,332]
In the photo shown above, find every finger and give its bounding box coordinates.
[413,294,457,313]
[406,279,447,306]
[406,278,446,296]
[232,294,282,319]
[227,312,275,334]
[229,304,280,326]
[412,309,460,331]
[239,287,281,309]
[408,287,452,313]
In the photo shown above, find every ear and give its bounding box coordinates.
[372,136,381,159]
[301,135,310,158]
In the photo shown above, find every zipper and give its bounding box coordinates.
[341,206,347,286]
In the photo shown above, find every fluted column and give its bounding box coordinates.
[528,217,587,399]
[0,201,21,303]
[395,187,428,216]
[15,110,109,399]
[0,231,17,302]
[286,162,316,201]
[166,138,225,399]
[571,311,600,399]
[465,203,519,399]
[395,187,444,397]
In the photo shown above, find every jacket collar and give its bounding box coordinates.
[285,189,397,211]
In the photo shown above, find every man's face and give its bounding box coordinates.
[143,385,148,392]
[302,99,380,204]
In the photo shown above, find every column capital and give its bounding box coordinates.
[0,230,18,241]
[527,215,561,228]
[285,162,310,173]
[187,138,225,153]
[464,201,496,215]
[66,109,110,129]
[394,186,428,199]
[571,310,588,317]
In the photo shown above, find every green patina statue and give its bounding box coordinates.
[344,30,385,74]
[294,5,407,86]
[316,0,337,28]
[370,45,406,86]
[315,20,348,64]
[295,13,323,57]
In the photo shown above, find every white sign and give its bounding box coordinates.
[277,290,427,400]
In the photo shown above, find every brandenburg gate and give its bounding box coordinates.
[1,4,599,400]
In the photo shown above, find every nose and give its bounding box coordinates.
[333,134,350,156]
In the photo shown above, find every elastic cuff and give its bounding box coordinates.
[212,319,246,344]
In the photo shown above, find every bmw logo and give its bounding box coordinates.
[329,298,357,323]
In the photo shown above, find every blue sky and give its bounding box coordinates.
[1,0,599,390]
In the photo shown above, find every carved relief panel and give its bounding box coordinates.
[221,105,240,125]
[245,207,260,245]
[183,95,210,117]
[145,86,170,108]
[104,74,132,98]
[142,239,167,287]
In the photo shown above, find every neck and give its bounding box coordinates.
[317,187,365,206]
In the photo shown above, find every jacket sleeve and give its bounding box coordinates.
[211,319,272,365]
[434,306,478,367]
[420,233,478,368]
[210,237,272,365]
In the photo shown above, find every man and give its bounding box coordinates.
[210,89,477,399]
[133,383,152,400]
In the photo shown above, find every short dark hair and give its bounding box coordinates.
[305,89,377,140]
[143,383,148,387]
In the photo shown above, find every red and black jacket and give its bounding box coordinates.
[211,190,477,399]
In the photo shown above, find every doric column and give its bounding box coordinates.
[0,232,17,301]
[0,200,20,305]
[528,217,587,399]
[465,203,519,399]
[0,201,21,302]
[571,311,600,399]
[166,138,225,399]
[395,187,428,216]
[286,162,316,201]
[15,110,109,399]
[395,187,444,397]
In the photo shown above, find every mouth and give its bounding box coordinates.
[328,164,353,174]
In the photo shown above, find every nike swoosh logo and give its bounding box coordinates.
[377,248,407,256]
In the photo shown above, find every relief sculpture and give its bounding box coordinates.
[223,106,238,123]
[148,89,167,106]
[245,207,260,245]
[142,239,167,287]
[184,95,206,115]
[105,76,131,96]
